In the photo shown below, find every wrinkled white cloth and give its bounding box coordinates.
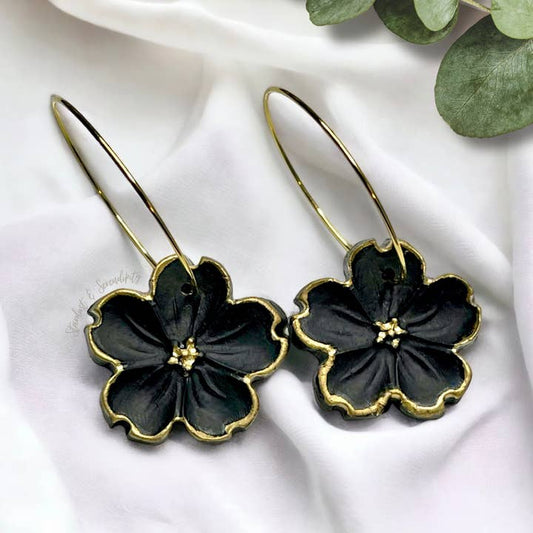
[1,1,532,531]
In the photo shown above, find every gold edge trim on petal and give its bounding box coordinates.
[99,372,261,444]
[292,239,481,419]
[237,296,289,381]
[86,285,174,444]
[86,287,153,370]
[395,354,472,419]
[184,379,260,443]
[99,370,180,445]
[87,255,288,444]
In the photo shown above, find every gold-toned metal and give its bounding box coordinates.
[86,255,289,444]
[375,318,407,347]
[50,95,196,287]
[167,338,200,370]
[292,239,482,419]
[263,86,407,278]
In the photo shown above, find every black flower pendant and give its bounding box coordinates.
[292,240,481,419]
[87,256,288,443]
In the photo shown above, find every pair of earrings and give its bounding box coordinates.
[52,88,481,445]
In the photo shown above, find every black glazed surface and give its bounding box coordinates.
[293,240,480,419]
[87,256,288,443]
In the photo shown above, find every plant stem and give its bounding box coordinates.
[460,0,491,13]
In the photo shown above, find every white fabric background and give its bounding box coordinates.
[0,0,532,531]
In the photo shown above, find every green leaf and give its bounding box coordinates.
[306,0,375,25]
[374,0,458,44]
[435,16,533,137]
[492,0,533,39]
[414,0,458,31]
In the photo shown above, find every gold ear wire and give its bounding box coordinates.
[263,86,406,278]
[51,95,197,287]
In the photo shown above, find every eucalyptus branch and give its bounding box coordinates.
[460,0,491,13]
[307,0,532,138]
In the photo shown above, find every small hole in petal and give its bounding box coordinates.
[181,283,194,296]
[382,268,395,282]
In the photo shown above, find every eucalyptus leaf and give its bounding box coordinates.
[414,0,458,31]
[374,0,458,44]
[492,0,533,39]
[435,16,533,137]
[306,0,375,25]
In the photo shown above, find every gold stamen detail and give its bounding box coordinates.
[167,338,200,371]
[375,318,406,348]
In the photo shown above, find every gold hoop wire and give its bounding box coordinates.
[51,95,196,286]
[263,87,406,277]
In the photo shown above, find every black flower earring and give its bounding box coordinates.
[52,96,288,444]
[264,87,480,420]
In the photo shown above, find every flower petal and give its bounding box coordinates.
[106,366,183,436]
[196,300,284,375]
[297,280,375,353]
[400,276,479,347]
[184,360,254,437]
[347,241,425,323]
[90,294,169,368]
[397,338,468,408]
[324,345,396,412]
[152,258,199,344]
[190,259,232,338]
[152,257,232,344]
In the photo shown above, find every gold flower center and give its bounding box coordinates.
[167,338,200,371]
[374,318,407,349]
